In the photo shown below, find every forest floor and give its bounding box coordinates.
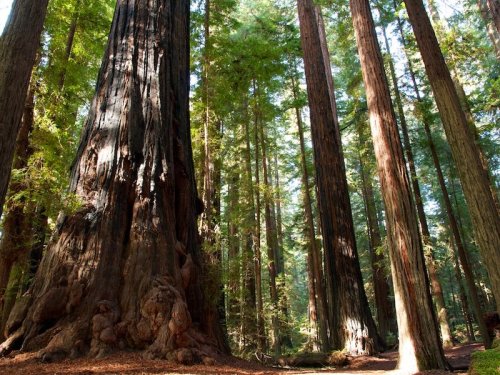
[0,343,482,375]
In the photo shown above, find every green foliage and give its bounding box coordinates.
[469,346,500,375]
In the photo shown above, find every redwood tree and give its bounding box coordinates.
[0,0,49,218]
[1,0,225,362]
[349,0,447,370]
[402,0,500,313]
[298,0,382,355]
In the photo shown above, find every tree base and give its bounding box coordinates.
[1,275,221,365]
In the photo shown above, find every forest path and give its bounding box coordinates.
[0,343,481,374]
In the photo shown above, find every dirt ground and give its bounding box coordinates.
[0,343,483,375]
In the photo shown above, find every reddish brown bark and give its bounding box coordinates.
[350,0,447,370]
[291,74,329,352]
[0,80,36,327]
[395,11,492,349]
[298,0,382,355]
[0,0,225,362]
[356,125,395,342]
[381,25,452,348]
[0,0,49,219]
[403,0,500,314]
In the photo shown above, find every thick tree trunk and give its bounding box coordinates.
[0,0,49,219]
[356,126,396,342]
[292,75,330,352]
[1,0,225,362]
[381,26,452,348]
[297,0,382,355]
[350,0,447,371]
[403,0,500,314]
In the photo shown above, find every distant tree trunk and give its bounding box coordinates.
[58,0,81,89]
[0,0,49,219]
[292,75,330,352]
[350,0,447,370]
[298,0,382,355]
[0,0,226,361]
[486,0,500,34]
[273,153,293,349]
[261,143,280,357]
[253,81,281,357]
[381,25,452,348]
[403,0,500,314]
[247,96,266,353]
[477,0,500,59]
[450,236,475,343]
[0,80,36,326]
[356,125,396,342]
[226,168,240,335]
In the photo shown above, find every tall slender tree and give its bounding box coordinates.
[298,0,382,354]
[402,0,500,312]
[380,25,453,348]
[349,0,447,370]
[291,72,330,351]
[0,0,49,218]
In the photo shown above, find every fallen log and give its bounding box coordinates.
[277,351,348,367]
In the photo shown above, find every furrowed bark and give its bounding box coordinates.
[403,0,500,314]
[298,0,382,355]
[350,0,447,370]
[381,25,452,348]
[1,0,225,362]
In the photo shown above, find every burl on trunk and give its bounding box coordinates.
[1,0,225,363]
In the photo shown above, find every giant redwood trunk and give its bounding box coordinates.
[0,0,49,219]
[0,0,225,362]
[350,0,447,371]
[297,0,382,355]
[402,0,500,314]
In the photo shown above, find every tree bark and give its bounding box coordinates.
[0,79,36,325]
[292,74,330,352]
[486,0,500,35]
[403,0,500,314]
[245,96,265,353]
[356,125,396,342]
[381,25,452,348]
[450,236,475,343]
[477,0,500,59]
[0,0,49,219]
[253,81,280,356]
[350,0,447,370]
[395,12,492,348]
[298,0,382,355]
[58,0,82,89]
[1,0,225,362]
[226,167,240,337]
